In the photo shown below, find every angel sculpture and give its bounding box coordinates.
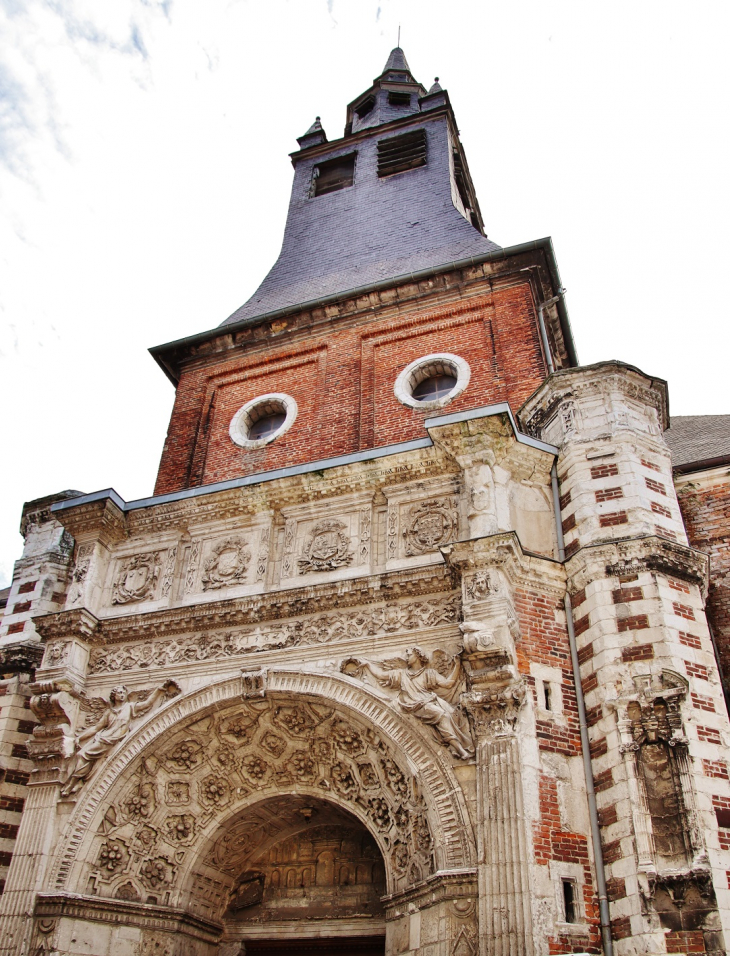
[341,647,474,760]
[60,681,180,797]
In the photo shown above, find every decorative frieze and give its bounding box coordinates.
[87,594,461,675]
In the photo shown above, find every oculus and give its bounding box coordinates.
[229,393,298,449]
[394,353,471,410]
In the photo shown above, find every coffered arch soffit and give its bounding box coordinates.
[50,670,476,901]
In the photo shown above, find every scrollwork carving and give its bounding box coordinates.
[112,553,161,605]
[298,519,353,574]
[202,537,251,591]
[88,595,461,675]
[403,498,458,555]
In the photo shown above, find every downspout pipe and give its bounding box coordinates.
[537,289,566,375]
[551,461,614,956]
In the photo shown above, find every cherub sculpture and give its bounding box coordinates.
[341,647,474,759]
[61,681,180,797]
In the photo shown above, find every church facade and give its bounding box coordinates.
[0,49,729,956]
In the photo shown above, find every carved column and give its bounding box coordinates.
[447,536,535,956]
[464,685,533,956]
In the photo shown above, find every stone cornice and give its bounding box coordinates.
[518,361,670,437]
[55,447,459,542]
[34,892,221,941]
[565,535,710,597]
[443,532,565,596]
[35,564,456,645]
[383,867,478,916]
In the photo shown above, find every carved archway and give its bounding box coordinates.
[49,670,475,912]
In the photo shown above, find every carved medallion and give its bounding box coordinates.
[298,520,354,574]
[403,499,458,555]
[202,537,251,590]
[112,553,161,605]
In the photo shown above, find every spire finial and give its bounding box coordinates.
[398,24,401,47]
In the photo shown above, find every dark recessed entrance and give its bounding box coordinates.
[244,937,385,956]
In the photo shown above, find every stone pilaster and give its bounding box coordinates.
[463,684,532,956]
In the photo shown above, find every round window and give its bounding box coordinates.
[394,353,471,410]
[229,393,298,449]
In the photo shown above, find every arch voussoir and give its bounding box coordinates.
[50,669,475,905]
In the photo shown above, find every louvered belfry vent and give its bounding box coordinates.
[377,128,427,178]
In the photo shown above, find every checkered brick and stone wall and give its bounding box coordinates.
[521,361,730,955]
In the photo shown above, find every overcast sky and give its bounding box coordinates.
[1,0,728,587]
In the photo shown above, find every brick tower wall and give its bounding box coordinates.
[154,277,550,496]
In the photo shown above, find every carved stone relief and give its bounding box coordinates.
[112,552,162,605]
[403,498,459,556]
[160,546,178,598]
[88,594,461,675]
[60,681,181,797]
[43,641,69,669]
[298,519,354,574]
[341,647,473,759]
[611,671,707,873]
[80,696,434,910]
[68,543,94,608]
[202,537,251,591]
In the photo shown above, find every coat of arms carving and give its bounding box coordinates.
[112,553,161,605]
[202,537,251,590]
[298,520,354,574]
[403,499,458,556]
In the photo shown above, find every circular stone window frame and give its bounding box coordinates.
[394,353,471,410]
[229,393,298,449]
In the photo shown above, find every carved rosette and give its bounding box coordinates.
[298,519,354,574]
[79,695,434,906]
[403,498,458,556]
[112,552,161,605]
[201,537,251,591]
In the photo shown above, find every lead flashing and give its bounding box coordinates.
[52,403,556,520]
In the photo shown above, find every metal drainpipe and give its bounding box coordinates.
[551,461,614,956]
[537,290,565,375]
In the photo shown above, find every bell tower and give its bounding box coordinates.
[150,47,575,496]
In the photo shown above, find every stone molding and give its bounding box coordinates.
[565,535,710,597]
[444,531,566,598]
[33,892,221,942]
[34,564,455,646]
[48,670,475,895]
[518,361,670,440]
[383,867,478,915]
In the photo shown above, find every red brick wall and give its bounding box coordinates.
[154,281,547,494]
[675,474,730,687]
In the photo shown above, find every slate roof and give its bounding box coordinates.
[221,49,500,328]
[664,415,730,471]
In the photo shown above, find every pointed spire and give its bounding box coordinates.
[428,77,442,94]
[296,116,327,149]
[382,46,411,74]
